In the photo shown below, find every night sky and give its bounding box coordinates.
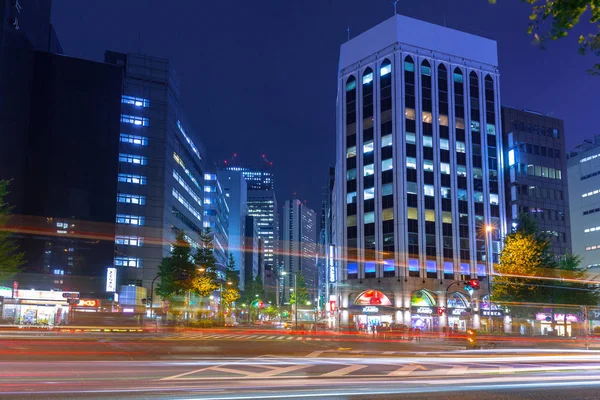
[52,0,600,213]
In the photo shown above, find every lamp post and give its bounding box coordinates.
[484,224,494,333]
[149,275,160,320]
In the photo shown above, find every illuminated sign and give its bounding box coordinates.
[536,313,578,323]
[329,301,337,312]
[449,308,469,316]
[480,309,504,318]
[362,306,379,313]
[123,308,134,313]
[17,290,78,301]
[508,149,515,166]
[76,299,99,307]
[106,268,117,292]
[328,245,336,283]
[412,306,433,315]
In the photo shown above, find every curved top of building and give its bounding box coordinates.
[339,14,498,73]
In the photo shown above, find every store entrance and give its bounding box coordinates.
[353,314,393,333]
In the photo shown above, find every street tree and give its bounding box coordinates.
[0,180,23,284]
[289,273,310,307]
[220,253,240,312]
[192,228,218,297]
[490,0,600,74]
[156,231,196,299]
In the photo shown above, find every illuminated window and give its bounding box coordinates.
[364,211,375,224]
[439,115,449,126]
[172,188,202,222]
[204,174,216,181]
[119,153,147,165]
[456,142,466,153]
[120,133,148,146]
[423,136,433,148]
[346,146,356,158]
[121,114,149,126]
[382,183,393,196]
[117,193,146,205]
[474,192,484,203]
[114,257,142,268]
[173,153,201,190]
[456,118,465,129]
[440,163,450,175]
[404,61,414,72]
[176,120,202,162]
[173,170,203,207]
[422,111,433,124]
[121,95,150,107]
[406,132,416,145]
[380,63,392,76]
[490,193,499,205]
[405,108,416,120]
[486,124,496,135]
[382,158,393,172]
[421,64,431,76]
[364,164,374,176]
[406,157,417,169]
[381,135,392,147]
[457,189,468,201]
[441,187,451,199]
[346,168,357,181]
[118,173,146,185]
[424,185,434,197]
[425,209,435,221]
[440,138,449,150]
[424,160,434,172]
[407,207,418,219]
[363,140,374,153]
[382,208,394,221]
[115,236,143,246]
[116,214,144,225]
[362,71,373,85]
[442,211,452,223]
[347,215,357,227]
[346,192,357,204]
[364,187,375,200]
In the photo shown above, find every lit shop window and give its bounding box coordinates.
[121,95,150,107]
[117,193,146,205]
[118,173,147,185]
[119,153,147,165]
[116,214,144,225]
[120,133,148,146]
[121,114,149,126]
[115,236,143,246]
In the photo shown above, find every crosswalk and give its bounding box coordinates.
[155,333,327,341]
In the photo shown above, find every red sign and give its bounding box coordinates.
[76,299,99,307]
[13,281,18,298]
[329,301,337,312]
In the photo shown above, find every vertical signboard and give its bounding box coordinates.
[328,245,336,283]
[106,267,117,292]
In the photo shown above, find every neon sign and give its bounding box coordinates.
[328,245,336,283]
[362,306,379,313]
[106,268,117,292]
[76,299,99,307]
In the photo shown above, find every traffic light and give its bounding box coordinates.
[464,279,481,291]
[467,329,477,349]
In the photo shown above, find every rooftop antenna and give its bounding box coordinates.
[392,0,400,15]
[346,26,350,41]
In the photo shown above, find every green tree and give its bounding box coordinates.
[156,232,196,299]
[289,273,310,307]
[490,0,600,74]
[192,228,218,297]
[220,253,240,312]
[0,180,23,284]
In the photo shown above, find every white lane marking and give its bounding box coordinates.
[286,337,293,340]
[388,364,427,376]
[321,364,368,377]
[294,337,303,340]
[258,364,313,376]
[447,366,468,375]
[306,351,325,358]
[265,336,277,339]
[276,336,286,340]
[383,351,395,355]
[255,335,268,339]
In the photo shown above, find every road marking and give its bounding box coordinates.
[255,335,267,339]
[306,351,325,358]
[447,366,468,375]
[322,364,368,377]
[383,351,395,355]
[259,364,313,376]
[294,337,302,340]
[499,366,515,374]
[276,336,286,339]
[387,364,427,376]
[265,336,277,339]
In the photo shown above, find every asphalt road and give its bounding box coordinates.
[3,331,600,399]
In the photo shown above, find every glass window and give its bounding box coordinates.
[406,157,417,169]
[114,257,142,268]
[423,136,433,148]
[426,260,436,273]
[382,158,393,172]
[404,61,415,72]
[363,140,374,153]
[456,141,466,153]
[382,208,394,221]
[440,163,450,175]
[453,72,463,83]
[425,209,435,221]
[382,183,393,196]
[115,236,144,246]
[457,189,468,201]
[347,215,357,227]
[365,262,376,273]
[490,193,499,205]
[118,173,146,185]
[364,164,374,176]
[439,115,449,126]
[406,132,416,144]
[384,259,395,272]
[346,79,356,92]
[508,149,515,166]
[380,63,392,76]
[346,146,356,158]
[441,187,451,199]
[121,95,150,108]
[346,192,357,204]
[407,207,418,219]
[486,124,496,135]
[362,71,373,85]
[471,120,480,132]
[456,118,465,129]
[444,261,454,275]
[457,165,467,176]
[381,134,392,147]
[364,187,375,200]
[117,193,146,205]
[119,153,147,166]
[172,170,203,207]
[347,262,358,274]
[405,108,416,120]
[421,64,432,76]
[116,214,145,226]
[473,168,483,179]
[474,192,484,203]
[442,211,452,223]
[407,182,417,194]
[364,211,375,224]
[121,114,149,126]
[120,133,148,146]
[346,169,357,181]
[424,160,434,172]
[422,111,433,124]
[440,138,449,150]
[424,184,434,197]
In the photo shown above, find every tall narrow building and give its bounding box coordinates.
[282,199,317,301]
[333,15,506,332]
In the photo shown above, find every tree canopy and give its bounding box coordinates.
[155,231,196,299]
[0,180,23,284]
[290,272,310,307]
[192,228,219,297]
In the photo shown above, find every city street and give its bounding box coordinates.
[3,331,600,398]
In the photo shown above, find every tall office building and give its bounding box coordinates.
[333,15,506,332]
[105,51,207,305]
[244,215,261,285]
[568,135,600,270]
[217,170,248,290]
[204,172,230,270]
[317,167,335,311]
[282,199,317,301]
[501,107,571,256]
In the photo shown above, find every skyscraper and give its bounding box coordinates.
[333,15,506,332]
[282,199,317,301]
[501,107,571,256]
[204,172,230,271]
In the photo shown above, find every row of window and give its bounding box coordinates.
[176,120,202,162]
[513,184,563,201]
[584,207,600,216]
[116,214,144,226]
[172,188,202,222]
[582,188,600,198]
[117,193,145,205]
[118,173,147,185]
[347,260,487,278]
[119,153,147,166]
[527,208,566,222]
[114,257,142,268]
[586,244,600,252]
[581,170,600,181]
[580,152,600,164]
[121,95,150,108]
[173,170,203,208]
[509,120,559,138]
[520,164,562,180]
[514,142,560,159]
[173,152,201,190]
[115,235,143,246]
[120,133,148,146]
[121,114,149,126]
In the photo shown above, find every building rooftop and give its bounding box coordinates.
[339,14,498,72]
[567,134,600,161]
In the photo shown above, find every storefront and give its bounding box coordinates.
[446,292,471,332]
[535,312,579,337]
[479,295,505,333]
[349,290,395,332]
[0,289,77,325]
[410,290,439,332]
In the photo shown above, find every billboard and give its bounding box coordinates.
[106,267,117,292]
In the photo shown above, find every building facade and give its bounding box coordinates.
[282,199,317,301]
[333,15,507,333]
[204,171,230,269]
[501,107,571,256]
[105,51,207,306]
[568,135,600,270]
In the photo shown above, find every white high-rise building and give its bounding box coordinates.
[333,15,506,332]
